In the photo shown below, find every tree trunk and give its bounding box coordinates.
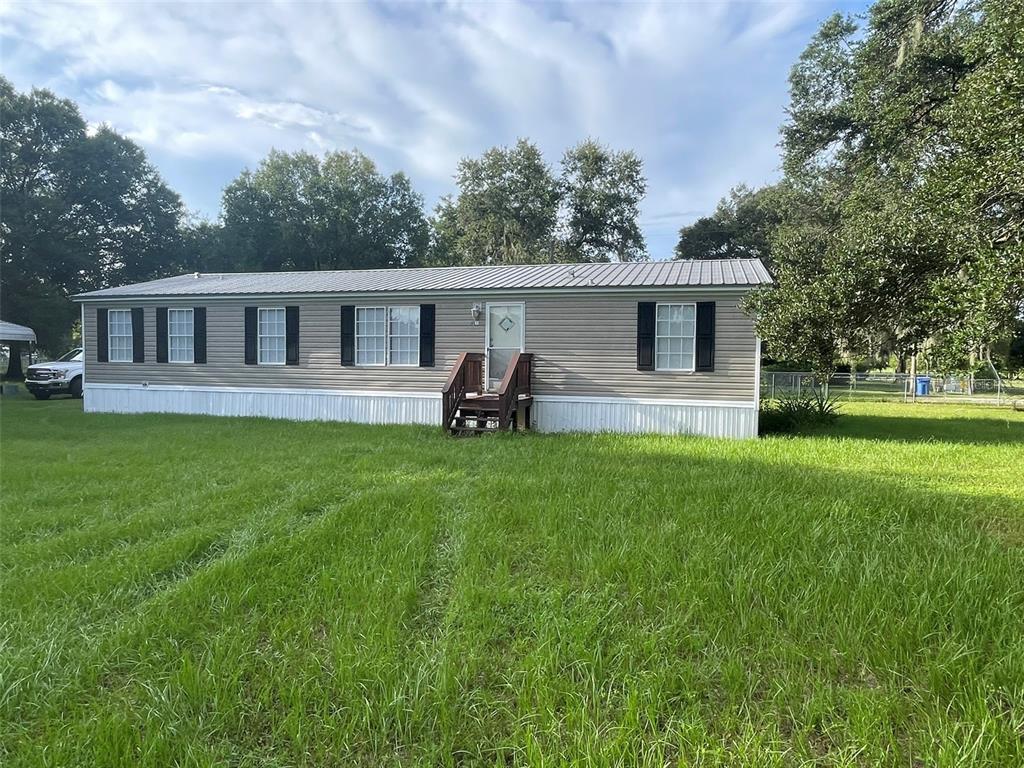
[3,342,25,381]
[983,346,1002,384]
[984,346,1003,402]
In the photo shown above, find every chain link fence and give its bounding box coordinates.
[761,371,1024,405]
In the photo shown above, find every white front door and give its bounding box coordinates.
[486,302,524,389]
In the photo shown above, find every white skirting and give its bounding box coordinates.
[84,385,758,438]
[84,383,441,426]
[531,395,757,438]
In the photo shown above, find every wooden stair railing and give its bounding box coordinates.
[443,352,532,434]
[496,352,533,430]
[442,352,484,429]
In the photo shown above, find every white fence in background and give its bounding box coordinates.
[761,372,1024,405]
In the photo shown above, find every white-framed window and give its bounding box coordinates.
[258,307,286,365]
[168,308,194,363]
[356,307,386,366]
[388,306,420,366]
[355,305,420,366]
[655,303,696,372]
[108,309,133,362]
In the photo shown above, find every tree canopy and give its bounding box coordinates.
[674,184,780,268]
[219,149,430,272]
[430,139,560,266]
[561,140,646,262]
[739,0,1023,376]
[431,139,647,265]
[1,77,184,356]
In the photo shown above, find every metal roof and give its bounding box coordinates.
[0,320,37,343]
[73,259,773,300]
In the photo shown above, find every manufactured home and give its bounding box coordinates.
[72,259,771,438]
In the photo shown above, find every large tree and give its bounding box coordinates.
[431,138,648,265]
[561,140,646,262]
[68,127,185,286]
[431,139,560,265]
[746,0,1024,376]
[0,77,184,367]
[674,184,781,267]
[219,149,429,272]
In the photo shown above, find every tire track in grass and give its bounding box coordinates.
[399,435,582,763]
[1,476,332,667]
[0,532,236,756]
[405,502,464,640]
[1,527,249,742]
[3,413,465,764]
[4,469,454,766]
[336,460,479,764]
[1,430,408,656]
[0,477,375,748]
[95,473,446,768]
[1,433,308,565]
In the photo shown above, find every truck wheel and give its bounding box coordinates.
[32,391,51,400]
[70,377,83,398]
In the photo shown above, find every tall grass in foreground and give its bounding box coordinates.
[1,400,1022,766]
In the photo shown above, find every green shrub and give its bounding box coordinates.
[760,389,842,435]
[757,405,793,434]
[762,359,814,372]
[836,359,880,374]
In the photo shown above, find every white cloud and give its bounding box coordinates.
[0,0,832,256]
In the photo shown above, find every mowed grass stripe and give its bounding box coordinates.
[1,398,1022,766]
[5,478,451,764]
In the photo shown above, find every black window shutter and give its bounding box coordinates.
[244,307,257,365]
[695,301,716,372]
[156,307,168,363]
[96,308,109,363]
[285,306,300,365]
[637,302,655,371]
[131,308,145,363]
[193,307,207,364]
[419,304,435,367]
[340,305,355,366]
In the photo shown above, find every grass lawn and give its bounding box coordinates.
[2,398,1023,766]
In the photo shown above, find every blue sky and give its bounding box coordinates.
[1,1,868,260]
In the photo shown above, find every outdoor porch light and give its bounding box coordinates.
[471,303,482,324]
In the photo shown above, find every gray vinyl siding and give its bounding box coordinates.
[82,290,757,403]
[526,293,755,401]
[83,298,476,393]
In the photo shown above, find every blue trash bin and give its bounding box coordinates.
[915,376,931,396]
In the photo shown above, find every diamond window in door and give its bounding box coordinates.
[488,306,522,349]
[487,303,524,388]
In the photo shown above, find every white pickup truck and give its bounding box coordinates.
[25,348,84,400]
